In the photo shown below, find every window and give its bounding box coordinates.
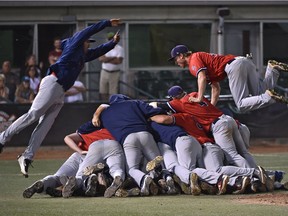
[129,23,211,68]
[0,25,34,70]
[263,23,288,64]
[38,24,75,73]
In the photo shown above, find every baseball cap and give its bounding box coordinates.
[168,45,189,61]
[22,76,30,82]
[168,85,184,98]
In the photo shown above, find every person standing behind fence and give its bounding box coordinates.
[48,37,62,66]
[0,18,121,178]
[0,60,19,102]
[99,32,124,101]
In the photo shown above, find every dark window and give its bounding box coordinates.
[129,23,211,68]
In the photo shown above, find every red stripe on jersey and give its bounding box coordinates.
[169,92,223,132]
[188,52,235,83]
[79,128,115,151]
[173,113,214,144]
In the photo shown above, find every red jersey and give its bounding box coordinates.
[188,52,235,83]
[168,92,223,132]
[78,128,115,151]
[173,113,215,144]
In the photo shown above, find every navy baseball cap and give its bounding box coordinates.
[22,76,30,82]
[168,45,189,61]
[168,85,184,98]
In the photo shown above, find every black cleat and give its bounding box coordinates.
[23,181,44,198]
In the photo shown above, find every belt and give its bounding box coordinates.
[103,69,120,73]
[178,134,188,138]
[213,118,220,124]
[226,58,235,65]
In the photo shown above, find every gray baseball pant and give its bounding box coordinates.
[42,152,85,191]
[123,131,161,187]
[0,75,64,159]
[211,114,250,168]
[157,141,239,186]
[225,57,279,112]
[202,142,255,179]
[75,139,125,190]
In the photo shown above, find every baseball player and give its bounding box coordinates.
[0,19,121,178]
[92,94,165,196]
[150,113,271,193]
[168,45,288,112]
[153,85,257,169]
[151,117,260,195]
[62,121,125,198]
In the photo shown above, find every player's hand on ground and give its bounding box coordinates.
[110,18,121,26]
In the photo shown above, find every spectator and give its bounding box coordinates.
[26,65,41,95]
[64,80,86,103]
[15,76,35,104]
[0,60,19,102]
[0,74,10,103]
[21,54,43,79]
[48,37,62,66]
[98,32,124,101]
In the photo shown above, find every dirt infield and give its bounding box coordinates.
[235,193,288,206]
[1,143,288,160]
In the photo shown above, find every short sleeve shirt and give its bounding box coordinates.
[188,52,235,83]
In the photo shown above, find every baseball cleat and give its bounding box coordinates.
[283,181,288,190]
[233,176,251,194]
[190,173,201,196]
[59,175,69,186]
[115,187,140,198]
[166,176,178,195]
[268,60,288,72]
[257,166,268,185]
[172,174,190,195]
[146,156,163,172]
[149,179,159,196]
[217,175,230,195]
[265,177,274,192]
[199,181,217,195]
[23,180,44,198]
[46,187,62,197]
[140,175,152,196]
[85,174,98,197]
[266,89,288,104]
[62,176,77,198]
[158,179,168,194]
[83,163,105,176]
[17,155,33,178]
[104,176,123,198]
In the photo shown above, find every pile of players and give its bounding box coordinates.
[22,89,288,199]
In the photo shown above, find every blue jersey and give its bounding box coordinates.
[101,94,165,145]
[150,122,187,151]
[48,20,116,91]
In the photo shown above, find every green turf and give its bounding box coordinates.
[0,153,288,216]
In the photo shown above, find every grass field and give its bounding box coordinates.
[0,151,288,216]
